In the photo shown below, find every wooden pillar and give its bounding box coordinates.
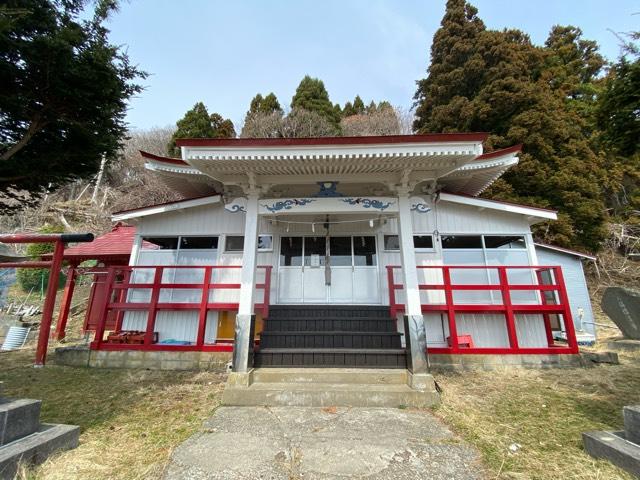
[35,241,65,366]
[397,189,428,374]
[54,263,78,340]
[233,190,259,373]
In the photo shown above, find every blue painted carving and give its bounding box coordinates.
[226,204,246,213]
[314,181,344,197]
[411,203,431,213]
[261,198,316,213]
[341,197,393,211]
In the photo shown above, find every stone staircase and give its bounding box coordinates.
[583,404,640,477]
[0,383,79,480]
[255,305,406,368]
[222,367,440,408]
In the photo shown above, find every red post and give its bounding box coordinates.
[196,267,212,347]
[386,266,397,318]
[34,241,65,366]
[93,267,116,349]
[144,267,163,346]
[499,267,519,350]
[554,267,579,353]
[54,264,78,340]
[442,267,460,352]
[114,268,130,333]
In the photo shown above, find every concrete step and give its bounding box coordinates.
[263,318,397,333]
[583,430,640,477]
[255,348,407,368]
[0,399,42,446]
[222,381,439,408]
[0,423,80,480]
[259,331,402,349]
[624,406,640,444]
[252,367,408,385]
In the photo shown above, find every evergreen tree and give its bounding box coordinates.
[248,93,282,116]
[0,0,145,210]
[413,0,609,251]
[168,103,235,155]
[291,76,340,132]
[596,32,640,223]
[353,95,366,114]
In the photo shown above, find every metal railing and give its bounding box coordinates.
[90,265,272,352]
[386,265,579,355]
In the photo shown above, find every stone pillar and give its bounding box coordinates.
[233,190,259,373]
[397,189,429,374]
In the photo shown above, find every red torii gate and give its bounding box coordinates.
[0,233,93,366]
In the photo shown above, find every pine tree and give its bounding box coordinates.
[353,96,365,114]
[291,76,341,132]
[413,0,609,251]
[168,103,235,155]
[248,93,282,116]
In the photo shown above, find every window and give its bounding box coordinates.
[353,235,377,266]
[257,235,273,251]
[383,235,400,251]
[141,236,179,250]
[224,235,272,253]
[383,235,434,251]
[225,236,244,252]
[483,235,526,249]
[330,236,352,266]
[179,236,218,249]
[279,236,303,266]
[442,235,483,249]
[413,235,434,250]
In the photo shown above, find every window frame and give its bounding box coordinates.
[224,234,274,253]
[382,234,435,253]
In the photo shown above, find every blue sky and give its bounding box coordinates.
[106,0,640,131]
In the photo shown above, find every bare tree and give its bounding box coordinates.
[240,111,284,138]
[240,108,335,138]
[106,126,181,212]
[340,106,402,136]
[394,106,416,135]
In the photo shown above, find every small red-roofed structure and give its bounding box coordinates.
[54,224,135,341]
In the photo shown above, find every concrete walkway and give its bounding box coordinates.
[163,406,483,479]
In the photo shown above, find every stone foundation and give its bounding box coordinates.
[54,346,232,371]
[428,353,584,371]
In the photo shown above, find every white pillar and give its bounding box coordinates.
[233,190,259,372]
[397,189,429,374]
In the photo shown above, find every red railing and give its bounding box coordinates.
[90,265,272,352]
[386,265,579,355]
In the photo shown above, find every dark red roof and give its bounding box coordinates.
[475,144,522,161]
[61,224,135,262]
[174,133,489,148]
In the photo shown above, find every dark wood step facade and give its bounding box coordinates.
[255,306,406,368]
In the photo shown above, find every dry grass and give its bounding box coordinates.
[434,350,640,480]
[0,348,226,479]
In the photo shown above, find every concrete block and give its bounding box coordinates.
[583,430,640,477]
[0,423,79,480]
[607,339,640,352]
[227,370,254,387]
[581,351,619,365]
[623,406,640,445]
[0,399,41,446]
[407,372,435,391]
